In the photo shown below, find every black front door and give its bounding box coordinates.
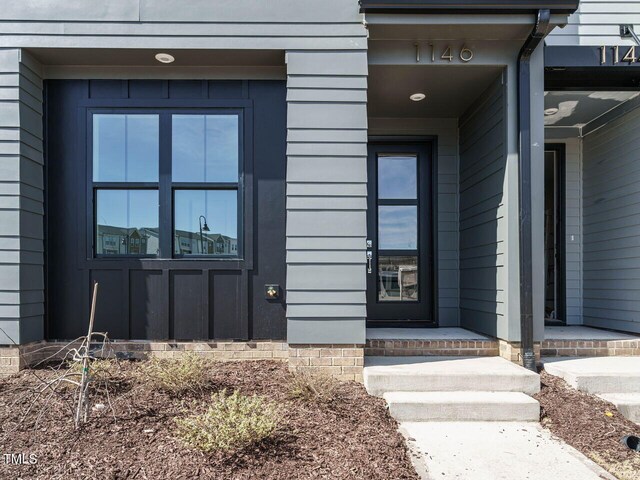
[366,142,434,325]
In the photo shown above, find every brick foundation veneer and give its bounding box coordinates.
[288,344,364,382]
[0,340,289,377]
[365,339,499,357]
[1,341,367,382]
[541,339,640,357]
[498,340,541,365]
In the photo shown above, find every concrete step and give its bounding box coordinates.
[544,357,640,394]
[364,356,540,397]
[597,393,640,424]
[383,391,540,422]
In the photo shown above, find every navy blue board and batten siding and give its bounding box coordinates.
[45,79,287,341]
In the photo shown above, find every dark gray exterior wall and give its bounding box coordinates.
[44,79,288,342]
[582,106,640,334]
[458,76,507,337]
[0,0,368,345]
[0,49,44,345]
[0,2,558,345]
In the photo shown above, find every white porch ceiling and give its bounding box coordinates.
[544,91,640,128]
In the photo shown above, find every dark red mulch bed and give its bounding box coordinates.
[0,360,418,480]
[535,370,640,479]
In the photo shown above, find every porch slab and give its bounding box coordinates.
[366,327,491,341]
[542,327,640,357]
[365,328,499,357]
[545,326,639,341]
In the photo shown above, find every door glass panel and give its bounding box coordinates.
[93,114,159,182]
[174,190,238,256]
[378,256,418,302]
[378,206,417,250]
[95,189,159,255]
[172,114,239,183]
[378,155,417,199]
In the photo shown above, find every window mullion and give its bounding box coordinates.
[159,112,172,258]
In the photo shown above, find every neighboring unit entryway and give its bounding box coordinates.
[366,142,435,326]
[544,144,566,325]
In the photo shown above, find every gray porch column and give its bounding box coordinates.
[0,49,44,345]
[529,43,546,343]
[285,50,368,345]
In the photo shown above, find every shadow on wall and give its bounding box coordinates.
[458,73,506,338]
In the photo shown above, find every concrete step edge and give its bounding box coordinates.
[383,391,539,404]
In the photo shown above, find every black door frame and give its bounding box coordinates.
[366,136,438,328]
[544,143,566,325]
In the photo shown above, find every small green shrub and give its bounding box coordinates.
[175,389,279,453]
[66,359,117,385]
[289,370,339,404]
[140,352,210,394]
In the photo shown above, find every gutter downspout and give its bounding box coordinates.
[517,9,550,372]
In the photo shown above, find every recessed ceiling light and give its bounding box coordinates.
[544,107,559,116]
[155,53,175,64]
[410,93,426,102]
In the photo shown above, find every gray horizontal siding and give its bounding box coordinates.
[286,50,368,345]
[458,76,506,338]
[0,49,44,345]
[547,1,639,46]
[582,106,640,334]
[564,138,583,325]
[0,1,367,51]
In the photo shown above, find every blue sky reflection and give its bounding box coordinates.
[172,115,238,183]
[378,206,417,250]
[378,155,417,199]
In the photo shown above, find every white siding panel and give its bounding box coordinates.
[547,1,640,46]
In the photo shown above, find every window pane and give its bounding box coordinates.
[172,115,239,183]
[96,190,159,256]
[378,155,417,199]
[93,114,159,182]
[378,206,417,250]
[378,256,418,302]
[174,190,238,256]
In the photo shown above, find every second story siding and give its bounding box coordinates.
[547,0,639,46]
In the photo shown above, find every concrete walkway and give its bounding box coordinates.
[401,422,615,480]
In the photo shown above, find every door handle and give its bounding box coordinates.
[366,251,373,274]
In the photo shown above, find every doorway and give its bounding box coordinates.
[544,144,566,325]
[366,141,436,326]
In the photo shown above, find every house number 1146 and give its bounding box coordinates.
[417,44,474,63]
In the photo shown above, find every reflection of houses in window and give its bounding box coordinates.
[97,225,237,256]
[209,233,238,255]
[173,229,238,255]
[96,226,159,255]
